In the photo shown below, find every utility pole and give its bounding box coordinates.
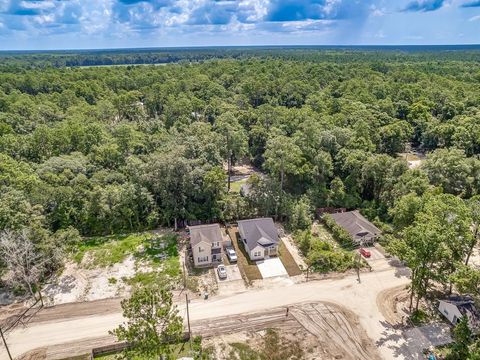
[356,252,361,284]
[182,262,187,289]
[185,294,191,340]
[0,327,13,360]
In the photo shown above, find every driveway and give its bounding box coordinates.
[214,264,242,282]
[214,264,246,295]
[256,258,288,278]
[361,247,393,272]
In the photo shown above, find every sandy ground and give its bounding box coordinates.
[1,265,411,360]
[202,302,380,360]
[377,285,410,326]
[276,224,308,271]
[42,256,137,305]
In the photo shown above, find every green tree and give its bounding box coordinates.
[264,133,303,193]
[215,112,248,191]
[111,284,183,359]
[288,197,313,231]
[448,317,472,360]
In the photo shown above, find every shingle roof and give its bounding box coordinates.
[443,296,480,329]
[237,218,279,250]
[189,223,223,247]
[329,210,381,242]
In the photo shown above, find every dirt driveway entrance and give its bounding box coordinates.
[257,258,288,278]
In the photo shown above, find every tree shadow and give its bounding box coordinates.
[376,320,418,359]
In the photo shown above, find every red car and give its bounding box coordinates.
[359,248,371,258]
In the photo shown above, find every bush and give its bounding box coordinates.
[322,214,354,248]
[294,230,355,273]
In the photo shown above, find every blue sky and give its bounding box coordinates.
[0,0,479,50]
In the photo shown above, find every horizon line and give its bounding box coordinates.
[1,43,480,53]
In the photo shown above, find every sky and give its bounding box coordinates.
[0,0,479,50]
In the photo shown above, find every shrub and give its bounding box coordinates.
[322,214,354,248]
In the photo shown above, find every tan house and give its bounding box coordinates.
[237,218,279,261]
[189,224,228,267]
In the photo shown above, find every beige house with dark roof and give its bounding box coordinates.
[189,224,228,267]
[237,218,279,261]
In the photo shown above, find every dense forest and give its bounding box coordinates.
[0,49,480,309]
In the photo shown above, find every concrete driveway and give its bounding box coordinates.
[256,258,288,278]
[214,264,246,295]
[214,264,242,282]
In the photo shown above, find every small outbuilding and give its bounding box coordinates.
[438,296,480,332]
[328,210,382,245]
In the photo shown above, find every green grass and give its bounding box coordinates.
[230,177,247,193]
[74,232,179,268]
[93,340,203,359]
[278,240,302,276]
[227,227,262,282]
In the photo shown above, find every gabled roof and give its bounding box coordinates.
[442,296,480,329]
[237,218,278,250]
[189,223,223,247]
[329,210,381,242]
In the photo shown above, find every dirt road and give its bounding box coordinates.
[1,267,410,360]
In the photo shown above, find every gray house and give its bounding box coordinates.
[329,210,382,245]
[438,297,480,332]
[189,224,227,268]
[237,218,279,261]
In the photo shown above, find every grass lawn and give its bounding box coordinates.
[94,340,198,359]
[230,177,247,193]
[227,227,262,282]
[278,240,302,276]
[74,232,179,269]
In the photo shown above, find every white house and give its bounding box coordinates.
[189,224,227,268]
[438,297,480,331]
[237,218,279,261]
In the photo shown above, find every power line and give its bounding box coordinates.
[0,326,13,360]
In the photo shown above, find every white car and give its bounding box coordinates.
[217,264,227,279]
[226,247,237,263]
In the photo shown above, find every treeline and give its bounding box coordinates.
[0,57,479,240]
[1,46,480,68]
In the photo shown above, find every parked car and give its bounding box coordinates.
[217,264,227,279]
[226,247,237,263]
[359,248,371,258]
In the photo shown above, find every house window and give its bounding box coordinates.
[212,242,220,248]
[198,256,209,263]
[198,247,204,253]
[254,251,262,257]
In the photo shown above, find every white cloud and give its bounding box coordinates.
[469,15,480,21]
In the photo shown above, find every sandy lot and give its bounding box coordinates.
[42,256,137,305]
[201,302,380,360]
